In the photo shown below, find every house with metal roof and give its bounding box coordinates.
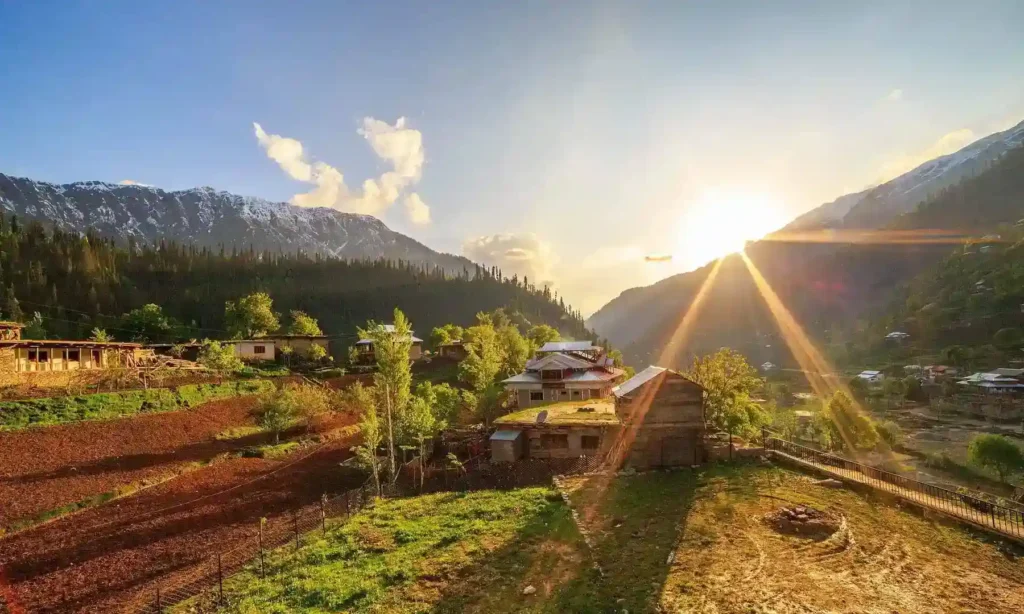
[501,343,624,409]
[611,367,707,470]
[352,324,423,364]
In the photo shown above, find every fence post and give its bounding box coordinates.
[320,494,327,535]
[258,518,266,578]
[728,427,734,461]
[293,510,300,550]
[217,553,224,605]
[761,426,767,451]
[155,587,161,613]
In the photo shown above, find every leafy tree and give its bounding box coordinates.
[877,420,903,448]
[287,310,322,336]
[346,382,383,496]
[942,345,970,370]
[279,344,294,365]
[120,303,176,343]
[285,382,337,431]
[967,434,1024,483]
[526,324,560,347]
[902,376,926,404]
[414,382,464,426]
[497,324,531,377]
[359,308,414,486]
[89,327,110,342]
[823,390,879,451]
[198,339,243,374]
[2,286,24,322]
[685,348,763,433]
[847,376,869,401]
[430,324,464,349]
[460,315,502,392]
[251,388,297,444]
[22,311,46,339]
[225,292,280,339]
[306,343,328,363]
[404,390,447,490]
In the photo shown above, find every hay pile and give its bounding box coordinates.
[765,505,841,539]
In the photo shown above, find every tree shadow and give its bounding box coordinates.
[428,470,703,613]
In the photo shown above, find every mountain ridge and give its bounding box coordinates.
[0,173,473,272]
[588,119,1024,366]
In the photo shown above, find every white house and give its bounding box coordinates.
[502,341,625,408]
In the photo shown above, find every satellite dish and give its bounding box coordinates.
[536,410,548,424]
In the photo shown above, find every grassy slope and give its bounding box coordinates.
[203,487,601,614]
[191,465,1024,613]
[0,379,274,430]
[566,465,1024,613]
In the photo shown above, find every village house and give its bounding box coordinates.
[610,367,707,469]
[151,339,278,362]
[0,322,145,388]
[502,341,625,408]
[958,371,1024,394]
[489,399,619,462]
[489,365,708,469]
[353,324,423,365]
[254,333,328,360]
[436,340,468,360]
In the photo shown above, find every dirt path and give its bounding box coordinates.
[0,422,362,614]
[773,450,1024,542]
[0,396,266,529]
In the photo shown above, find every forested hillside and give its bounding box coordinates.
[0,214,590,347]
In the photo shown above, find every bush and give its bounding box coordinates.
[967,434,1024,483]
[876,421,903,447]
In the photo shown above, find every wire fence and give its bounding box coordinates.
[763,429,1024,541]
[133,454,607,613]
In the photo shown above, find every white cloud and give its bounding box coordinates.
[253,118,430,224]
[463,233,557,288]
[119,179,151,187]
[884,88,903,102]
[404,193,431,225]
[878,128,975,181]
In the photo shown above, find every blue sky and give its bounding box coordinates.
[2,1,1023,313]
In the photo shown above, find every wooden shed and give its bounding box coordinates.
[611,367,706,470]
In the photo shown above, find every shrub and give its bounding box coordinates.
[876,421,903,448]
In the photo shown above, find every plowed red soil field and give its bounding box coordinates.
[0,424,361,613]
[0,396,265,529]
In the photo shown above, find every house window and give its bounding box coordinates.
[92,350,102,365]
[28,349,38,362]
[529,391,544,401]
[68,349,80,362]
[542,369,562,380]
[581,435,600,450]
[253,345,266,355]
[38,350,49,363]
[571,390,581,399]
[541,434,569,449]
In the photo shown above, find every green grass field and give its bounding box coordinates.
[194,487,599,614]
[183,464,1024,613]
[0,379,274,430]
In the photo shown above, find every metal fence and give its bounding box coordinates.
[135,454,606,613]
[136,479,378,613]
[763,431,1024,541]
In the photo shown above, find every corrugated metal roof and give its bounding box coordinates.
[526,352,593,371]
[489,429,523,441]
[502,372,541,384]
[612,366,666,398]
[538,341,600,353]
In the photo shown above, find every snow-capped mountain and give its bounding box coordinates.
[785,119,1024,230]
[0,174,471,271]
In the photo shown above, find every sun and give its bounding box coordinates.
[677,188,786,267]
